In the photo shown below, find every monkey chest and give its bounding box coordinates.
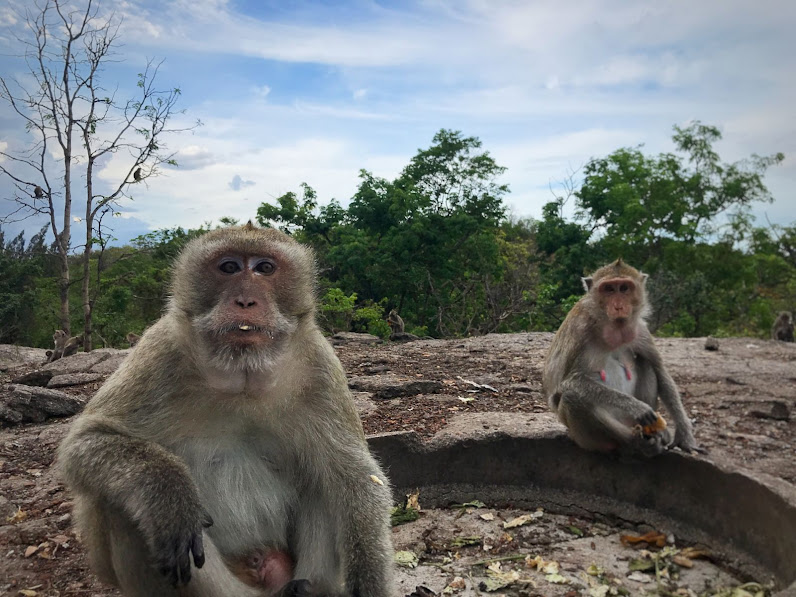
[598,353,637,396]
[176,439,298,553]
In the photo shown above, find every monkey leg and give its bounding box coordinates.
[96,513,266,597]
[557,383,663,454]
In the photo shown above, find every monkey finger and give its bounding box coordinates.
[177,546,192,585]
[202,512,214,528]
[191,533,206,569]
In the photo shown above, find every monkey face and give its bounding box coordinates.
[596,277,638,321]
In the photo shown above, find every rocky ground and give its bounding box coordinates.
[0,333,794,597]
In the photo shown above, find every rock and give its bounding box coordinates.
[330,332,382,345]
[390,331,420,342]
[48,372,104,388]
[348,375,443,399]
[11,369,55,387]
[41,350,114,374]
[0,384,85,425]
[0,344,49,371]
[89,352,129,374]
[704,337,720,351]
[750,401,791,422]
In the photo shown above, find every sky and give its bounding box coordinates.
[1,0,795,246]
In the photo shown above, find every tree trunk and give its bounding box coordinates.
[81,160,94,352]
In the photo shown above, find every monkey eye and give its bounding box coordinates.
[619,283,629,293]
[218,259,242,274]
[253,259,276,275]
[602,284,615,293]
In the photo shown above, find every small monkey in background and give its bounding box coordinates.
[387,309,405,333]
[34,185,45,198]
[47,330,80,362]
[543,259,701,457]
[125,332,141,347]
[59,223,394,597]
[133,167,142,182]
[771,311,794,342]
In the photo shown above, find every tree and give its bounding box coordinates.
[0,0,197,349]
[576,121,784,267]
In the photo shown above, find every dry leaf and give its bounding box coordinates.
[7,507,27,524]
[680,546,710,560]
[24,545,38,558]
[620,530,666,548]
[395,551,419,569]
[672,555,694,568]
[18,590,38,597]
[369,475,384,486]
[479,513,495,521]
[503,514,534,529]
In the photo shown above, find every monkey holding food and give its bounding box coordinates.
[59,223,394,596]
[543,259,702,457]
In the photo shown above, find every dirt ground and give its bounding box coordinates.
[0,333,794,596]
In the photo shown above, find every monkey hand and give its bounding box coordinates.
[144,497,214,587]
[671,427,707,455]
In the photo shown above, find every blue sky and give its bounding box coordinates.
[1,0,794,246]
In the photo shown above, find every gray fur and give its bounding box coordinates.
[58,225,394,596]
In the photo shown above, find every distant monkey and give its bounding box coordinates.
[125,332,141,347]
[133,167,142,182]
[772,311,794,342]
[34,185,44,198]
[543,259,701,457]
[59,223,393,596]
[47,330,81,362]
[387,309,405,333]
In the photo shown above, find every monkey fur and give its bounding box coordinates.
[59,223,394,597]
[772,311,794,342]
[543,259,701,457]
[47,329,81,362]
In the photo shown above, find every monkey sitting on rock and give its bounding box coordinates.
[59,223,394,597]
[771,311,794,342]
[543,259,702,457]
[45,330,81,362]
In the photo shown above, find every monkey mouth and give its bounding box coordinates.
[218,323,276,341]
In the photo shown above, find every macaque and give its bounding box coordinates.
[58,223,394,597]
[771,311,794,342]
[543,259,701,457]
[47,330,81,362]
[125,332,141,347]
[133,167,142,182]
[34,185,44,198]
[387,309,405,333]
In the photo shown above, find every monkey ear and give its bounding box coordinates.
[640,273,649,286]
[582,277,594,292]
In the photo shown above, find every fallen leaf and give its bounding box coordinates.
[588,586,611,597]
[442,577,466,594]
[627,571,653,583]
[503,514,534,529]
[395,551,419,569]
[18,590,38,597]
[7,508,28,524]
[24,545,38,558]
[567,525,585,537]
[628,558,655,572]
[450,536,481,547]
[406,492,421,511]
[672,555,694,568]
[620,531,666,548]
[452,500,485,509]
[457,396,475,403]
[586,564,605,576]
[546,573,569,584]
[369,474,384,486]
[680,546,711,560]
[479,513,495,521]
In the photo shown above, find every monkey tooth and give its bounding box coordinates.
[239,325,253,331]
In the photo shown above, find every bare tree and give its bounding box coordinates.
[0,0,198,349]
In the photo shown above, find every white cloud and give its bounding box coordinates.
[252,85,271,99]
[171,145,217,170]
[228,174,255,191]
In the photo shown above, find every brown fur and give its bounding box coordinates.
[543,259,700,456]
[58,224,394,597]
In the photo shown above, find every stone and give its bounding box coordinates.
[0,344,49,371]
[11,369,54,387]
[48,372,104,388]
[330,332,382,345]
[348,375,443,399]
[0,384,84,425]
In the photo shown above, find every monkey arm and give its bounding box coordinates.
[59,414,212,585]
[635,334,702,454]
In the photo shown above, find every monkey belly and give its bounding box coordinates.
[597,355,637,396]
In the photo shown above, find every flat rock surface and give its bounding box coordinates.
[0,333,793,596]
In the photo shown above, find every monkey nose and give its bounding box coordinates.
[235,297,257,308]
